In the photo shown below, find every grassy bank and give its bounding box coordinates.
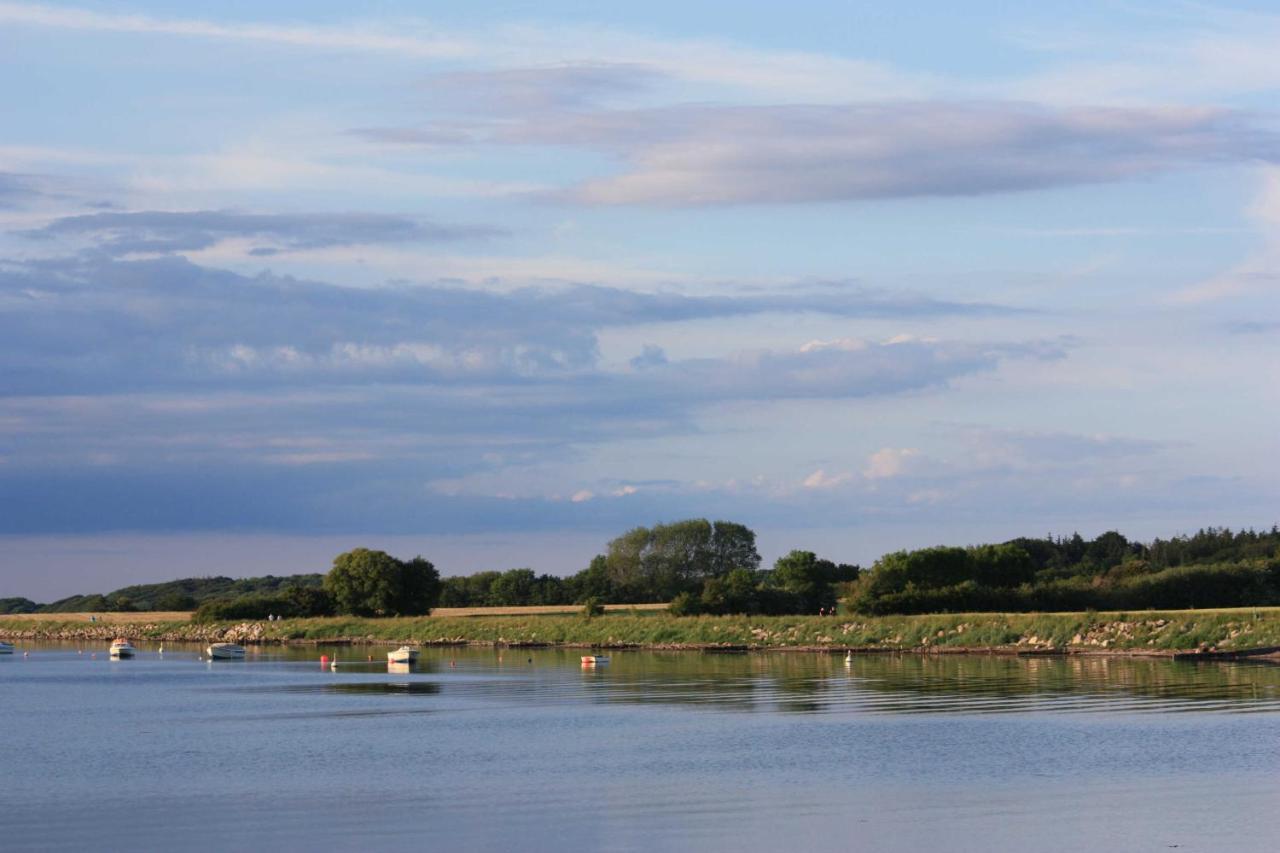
[7,607,1280,654]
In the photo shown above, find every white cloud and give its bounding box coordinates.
[0,2,474,59]
[802,468,852,490]
[863,448,920,480]
[570,489,594,502]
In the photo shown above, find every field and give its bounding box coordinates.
[0,611,195,624]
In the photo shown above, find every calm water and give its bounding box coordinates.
[3,642,1280,852]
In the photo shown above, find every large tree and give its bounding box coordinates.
[604,519,761,602]
[324,548,440,616]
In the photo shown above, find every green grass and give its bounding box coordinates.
[7,607,1280,652]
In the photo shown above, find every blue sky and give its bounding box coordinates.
[1,1,1277,599]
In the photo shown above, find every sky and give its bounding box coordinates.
[1,1,1278,600]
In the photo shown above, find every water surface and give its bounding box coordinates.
[3,642,1279,851]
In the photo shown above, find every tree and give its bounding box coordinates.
[324,548,439,617]
[710,521,761,576]
[568,555,615,603]
[490,568,537,605]
[399,557,441,615]
[771,550,837,613]
[605,527,652,600]
[604,518,761,602]
[699,568,760,614]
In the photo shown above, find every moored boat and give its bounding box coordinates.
[206,642,246,660]
[580,655,610,666]
[109,639,135,658]
[387,646,419,664]
[0,642,14,654]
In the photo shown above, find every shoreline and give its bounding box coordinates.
[6,608,1280,660]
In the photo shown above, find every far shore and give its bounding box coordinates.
[6,606,1280,659]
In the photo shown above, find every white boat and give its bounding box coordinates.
[109,639,135,658]
[580,655,610,666]
[0,642,13,654]
[387,646,419,664]
[206,643,246,660]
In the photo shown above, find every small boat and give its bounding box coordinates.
[206,643,246,660]
[0,642,13,654]
[109,639,136,658]
[580,655,610,666]
[387,646,419,664]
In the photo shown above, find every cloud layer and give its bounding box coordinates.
[364,99,1278,206]
[22,210,504,256]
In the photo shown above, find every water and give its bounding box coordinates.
[3,642,1280,852]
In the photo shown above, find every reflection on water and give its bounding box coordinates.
[348,647,1280,717]
[6,642,1280,852]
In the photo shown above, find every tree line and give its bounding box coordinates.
[851,526,1280,614]
[7,523,1275,620]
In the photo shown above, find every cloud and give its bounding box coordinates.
[0,253,1025,395]
[0,3,922,102]
[0,172,44,208]
[21,210,504,257]
[863,448,921,480]
[366,100,1276,206]
[802,469,851,489]
[627,337,1060,405]
[1227,321,1280,334]
[951,426,1167,473]
[0,2,474,59]
[629,344,668,369]
[1173,166,1280,304]
[570,489,594,503]
[0,251,1060,533]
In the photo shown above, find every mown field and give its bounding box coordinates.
[7,606,1280,654]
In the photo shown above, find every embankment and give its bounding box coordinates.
[7,608,1280,656]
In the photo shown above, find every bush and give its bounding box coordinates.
[192,593,294,622]
[668,592,701,616]
[581,597,606,618]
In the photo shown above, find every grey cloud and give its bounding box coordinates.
[953,426,1167,467]
[630,344,668,369]
[0,254,1022,395]
[0,253,1058,534]
[0,172,46,208]
[1227,320,1280,335]
[21,210,505,256]
[361,100,1278,205]
[628,338,1062,404]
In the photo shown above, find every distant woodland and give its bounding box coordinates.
[3,524,1277,618]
